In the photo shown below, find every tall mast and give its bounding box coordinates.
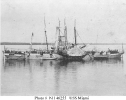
[74,19,77,45]
[44,15,48,51]
[58,19,60,36]
[30,32,33,50]
[64,18,67,47]
[64,18,65,38]
[58,19,61,48]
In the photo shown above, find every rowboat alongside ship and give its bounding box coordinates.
[5,53,26,60]
[107,51,124,59]
[93,53,108,60]
[3,48,26,60]
[93,50,124,60]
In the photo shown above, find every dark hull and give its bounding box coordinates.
[58,51,87,61]
[94,56,108,60]
[93,52,124,60]
[63,56,85,61]
[107,53,123,58]
[5,55,26,60]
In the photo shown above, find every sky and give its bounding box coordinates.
[1,0,126,43]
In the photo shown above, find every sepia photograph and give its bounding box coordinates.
[1,0,126,97]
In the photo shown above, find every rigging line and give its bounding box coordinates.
[54,30,57,44]
[76,31,86,46]
[57,27,64,35]
[54,30,59,46]
[60,30,64,35]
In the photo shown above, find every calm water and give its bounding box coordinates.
[1,45,126,96]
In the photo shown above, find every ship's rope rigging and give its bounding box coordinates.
[71,29,86,47]
[76,31,86,47]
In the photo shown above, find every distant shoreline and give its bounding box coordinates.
[0,42,126,45]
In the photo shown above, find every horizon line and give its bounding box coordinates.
[0,42,126,45]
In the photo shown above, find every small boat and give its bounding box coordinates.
[5,53,26,60]
[3,49,26,60]
[107,51,124,59]
[94,55,108,60]
[93,50,124,60]
[93,51,108,60]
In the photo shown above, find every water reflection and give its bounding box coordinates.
[53,60,85,95]
[92,58,122,64]
[4,60,26,71]
[56,60,85,66]
[3,58,122,68]
[2,58,126,95]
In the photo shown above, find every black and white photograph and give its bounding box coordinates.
[1,0,126,97]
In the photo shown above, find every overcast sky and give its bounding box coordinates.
[1,0,126,43]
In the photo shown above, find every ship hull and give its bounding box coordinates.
[62,55,86,61]
[5,54,26,60]
[27,53,60,60]
[107,53,123,59]
[94,56,108,60]
[58,51,87,61]
[93,52,124,60]
[57,46,87,61]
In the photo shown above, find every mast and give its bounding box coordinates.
[44,15,48,51]
[55,27,59,51]
[58,19,60,48]
[30,32,34,50]
[58,19,60,36]
[74,20,77,45]
[64,18,67,48]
